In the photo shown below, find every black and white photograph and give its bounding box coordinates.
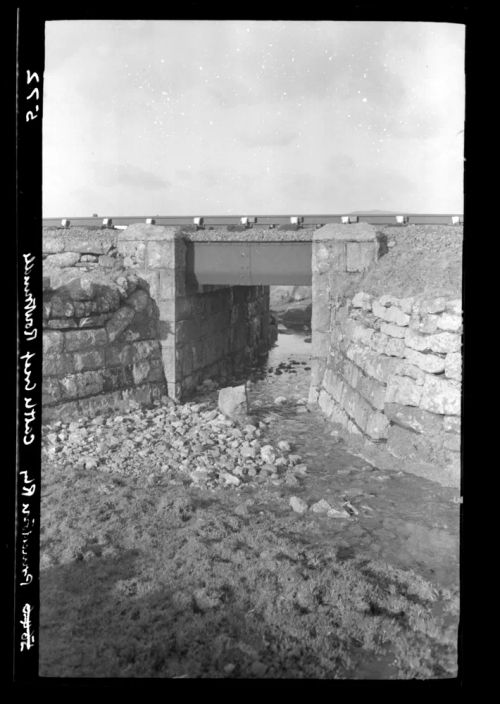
[15,13,465,682]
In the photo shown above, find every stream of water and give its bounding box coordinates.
[243,328,460,590]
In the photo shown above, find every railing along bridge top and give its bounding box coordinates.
[43,214,464,229]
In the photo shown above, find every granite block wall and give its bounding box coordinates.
[309,223,462,488]
[42,259,167,424]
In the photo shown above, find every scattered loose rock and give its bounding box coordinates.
[289,496,308,514]
[260,445,277,464]
[327,507,351,519]
[310,499,332,514]
[42,398,308,494]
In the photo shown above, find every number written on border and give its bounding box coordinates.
[26,70,39,84]
[25,71,40,122]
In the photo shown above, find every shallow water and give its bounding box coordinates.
[244,330,460,590]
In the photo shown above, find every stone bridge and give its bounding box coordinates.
[113,223,379,396]
[42,221,462,487]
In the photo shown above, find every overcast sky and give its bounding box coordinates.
[42,20,465,217]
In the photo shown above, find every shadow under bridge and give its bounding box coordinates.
[188,241,312,286]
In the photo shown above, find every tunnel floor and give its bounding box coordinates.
[39,328,460,679]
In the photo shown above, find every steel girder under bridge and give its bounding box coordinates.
[189,241,312,286]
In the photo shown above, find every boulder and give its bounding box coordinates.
[218,385,249,421]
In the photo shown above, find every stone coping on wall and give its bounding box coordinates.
[43,227,119,254]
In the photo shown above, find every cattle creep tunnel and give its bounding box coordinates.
[177,239,314,397]
[115,224,320,402]
[114,222,382,404]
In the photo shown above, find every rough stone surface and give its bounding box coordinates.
[364,412,390,441]
[384,337,406,358]
[42,253,168,418]
[310,499,333,514]
[351,292,373,310]
[405,329,461,354]
[43,331,64,354]
[45,252,81,268]
[436,313,462,332]
[444,415,461,434]
[385,375,422,407]
[356,374,386,411]
[372,301,410,327]
[409,314,439,334]
[346,242,377,272]
[444,433,461,452]
[64,328,108,352]
[218,385,249,420]
[380,322,406,339]
[419,298,448,315]
[419,376,461,416]
[387,425,444,467]
[398,362,426,386]
[43,228,118,255]
[384,404,443,435]
[444,352,462,382]
[312,227,462,487]
[106,307,136,343]
[345,343,401,384]
[404,348,446,374]
[289,496,308,514]
[445,299,462,316]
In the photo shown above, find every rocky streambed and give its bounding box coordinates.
[39,332,460,680]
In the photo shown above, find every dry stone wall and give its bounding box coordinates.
[43,226,121,272]
[310,223,462,488]
[42,229,167,423]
